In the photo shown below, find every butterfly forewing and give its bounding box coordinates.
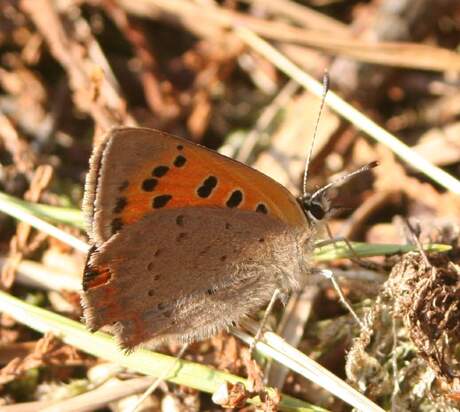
[83,127,308,245]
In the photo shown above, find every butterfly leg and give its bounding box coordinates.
[315,223,369,327]
[314,268,365,329]
[249,288,281,357]
[132,344,189,411]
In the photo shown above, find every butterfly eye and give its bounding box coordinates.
[308,202,326,221]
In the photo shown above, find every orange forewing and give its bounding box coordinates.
[121,130,305,222]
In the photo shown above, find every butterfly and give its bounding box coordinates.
[81,127,338,349]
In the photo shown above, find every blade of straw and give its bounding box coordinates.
[232,327,385,412]
[236,27,460,195]
[0,191,89,253]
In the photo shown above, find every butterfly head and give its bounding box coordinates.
[299,161,379,224]
[298,191,331,224]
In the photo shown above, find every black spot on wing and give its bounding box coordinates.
[174,155,186,167]
[111,218,123,233]
[152,194,172,209]
[256,203,268,214]
[176,215,184,226]
[142,178,158,192]
[197,176,218,198]
[152,166,169,178]
[226,190,243,208]
[113,197,127,214]
[82,246,98,292]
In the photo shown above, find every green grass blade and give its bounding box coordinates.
[0,290,326,412]
[0,192,88,252]
[0,191,85,229]
[314,240,451,262]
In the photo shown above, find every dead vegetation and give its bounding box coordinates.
[0,0,459,411]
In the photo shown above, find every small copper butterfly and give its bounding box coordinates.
[81,127,332,349]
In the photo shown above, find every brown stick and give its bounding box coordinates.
[20,0,136,131]
[116,0,460,72]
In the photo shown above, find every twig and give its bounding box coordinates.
[119,0,460,71]
[40,376,154,412]
[130,344,189,412]
[266,285,319,388]
[245,0,350,36]
[236,80,299,162]
[20,0,135,130]
[236,27,460,194]
[104,2,177,118]
[0,257,82,292]
[235,321,385,412]
[0,290,323,412]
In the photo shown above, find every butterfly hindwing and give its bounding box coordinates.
[82,207,307,349]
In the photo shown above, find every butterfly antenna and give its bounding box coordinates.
[311,161,379,201]
[302,71,330,197]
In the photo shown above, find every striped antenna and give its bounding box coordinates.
[302,71,329,197]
